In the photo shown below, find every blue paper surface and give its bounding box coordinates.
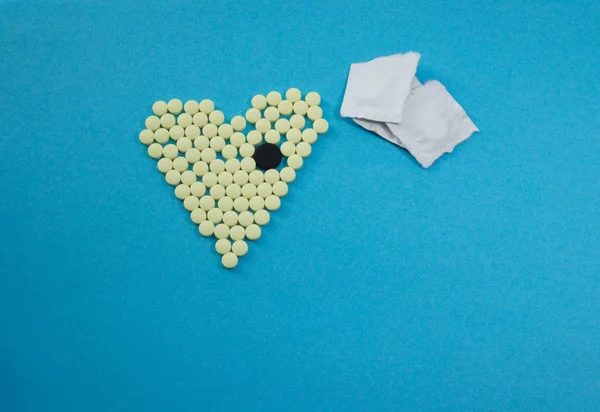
[1,1,599,410]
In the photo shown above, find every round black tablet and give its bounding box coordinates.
[252,143,283,171]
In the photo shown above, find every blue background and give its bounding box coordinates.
[1,1,599,411]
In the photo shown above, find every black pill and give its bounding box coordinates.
[252,143,283,171]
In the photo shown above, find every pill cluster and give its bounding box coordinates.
[139,89,328,269]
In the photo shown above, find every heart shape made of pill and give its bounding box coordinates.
[138,89,329,269]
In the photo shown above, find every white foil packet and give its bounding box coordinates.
[340,52,420,123]
[386,80,479,168]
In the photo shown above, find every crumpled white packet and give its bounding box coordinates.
[352,77,423,149]
[386,80,479,168]
[340,52,420,123]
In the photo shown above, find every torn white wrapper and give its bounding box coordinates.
[353,77,423,149]
[340,52,420,123]
[387,80,479,168]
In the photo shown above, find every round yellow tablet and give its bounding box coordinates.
[222,210,238,226]
[264,107,280,122]
[231,116,247,131]
[194,136,209,150]
[229,225,246,241]
[208,208,223,224]
[218,197,234,212]
[172,156,188,173]
[286,128,302,143]
[266,91,282,106]
[255,119,271,134]
[199,221,214,237]
[185,125,200,139]
[209,159,225,174]
[240,158,256,172]
[287,154,303,170]
[313,118,329,134]
[210,184,226,200]
[167,99,183,114]
[249,196,265,212]
[199,99,214,114]
[293,100,309,115]
[233,196,249,212]
[165,170,181,186]
[301,128,317,144]
[148,143,164,159]
[221,252,238,269]
[246,130,262,146]
[169,125,184,141]
[286,88,301,103]
[190,182,206,197]
[184,100,199,115]
[177,113,193,128]
[201,148,217,163]
[162,144,179,160]
[253,209,270,226]
[185,148,201,164]
[229,132,246,148]
[152,128,168,144]
[174,184,190,200]
[257,182,272,198]
[193,161,209,177]
[305,91,321,106]
[272,181,288,197]
[181,170,197,185]
[248,170,264,185]
[210,184,225,200]
[184,195,199,211]
[152,101,168,116]
[215,239,231,255]
[225,159,241,173]
[210,136,226,152]
[214,224,230,239]
[280,141,296,157]
[277,100,293,116]
[217,171,233,186]
[295,142,312,158]
[157,158,173,174]
[218,124,234,139]
[289,114,305,130]
[145,115,161,131]
[199,195,215,211]
[275,118,291,134]
[279,167,296,183]
[226,183,242,199]
[264,169,279,184]
[245,224,262,240]
[264,130,281,144]
[239,143,255,158]
[190,208,207,224]
[245,108,261,124]
[265,195,281,211]
[202,124,218,138]
[238,211,254,227]
[241,183,257,199]
[233,171,249,186]
[202,172,218,188]
[193,112,208,127]
[232,240,248,257]
[176,137,192,153]
[307,106,323,121]
[251,94,267,110]
[160,113,176,129]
